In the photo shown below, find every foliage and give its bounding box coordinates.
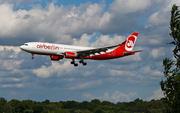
[93,107,104,113]
[160,4,180,113]
[0,97,168,113]
[5,104,13,113]
[33,104,44,113]
[0,97,7,113]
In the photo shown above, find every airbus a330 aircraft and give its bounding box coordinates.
[20,32,142,66]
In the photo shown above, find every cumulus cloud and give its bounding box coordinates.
[111,91,138,102]
[141,66,163,77]
[33,61,76,78]
[109,0,151,14]
[82,93,95,100]
[148,10,170,26]
[0,2,113,45]
[73,33,93,46]
[147,88,164,100]
[83,90,138,102]
[70,80,102,90]
[90,34,126,47]
[1,83,24,88]
[150,48,165,59]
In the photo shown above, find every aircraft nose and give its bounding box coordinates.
[20,45,25,50]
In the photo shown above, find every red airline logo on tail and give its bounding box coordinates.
[125,34,137,51]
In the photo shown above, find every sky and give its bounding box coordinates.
[0,0,180,103]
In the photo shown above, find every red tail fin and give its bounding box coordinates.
[113,32,138,55]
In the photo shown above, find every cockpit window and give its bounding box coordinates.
[24,44,28,46]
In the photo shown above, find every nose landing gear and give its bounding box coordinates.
[32,54,35,59]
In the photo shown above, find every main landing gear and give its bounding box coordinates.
[79,59,87,66]
[71,59,78,67]
[71,59,87,67]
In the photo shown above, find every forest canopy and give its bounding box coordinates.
[0,97,168,113]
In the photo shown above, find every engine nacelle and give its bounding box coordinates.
[50,55,63,61]
[65,52,78,58]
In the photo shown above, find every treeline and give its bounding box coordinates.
[0,97,168,113]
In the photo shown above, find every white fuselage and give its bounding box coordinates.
[20,42,112,56]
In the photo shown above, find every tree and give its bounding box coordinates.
[0,97,7,113]
[42,99,50,104]
[91,99,101,105]
[94,107,104,113]
[160,4,180,113]
[5,104,13,113]
[33,105,44,113]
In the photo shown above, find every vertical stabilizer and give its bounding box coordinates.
[113,32,138,56]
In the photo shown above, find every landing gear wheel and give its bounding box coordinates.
[79,60,83,63]
[71,59,75,64]
[74,63,78,67]
[83,62,87,66]
[71,61,74,64]
[32,56,35,59]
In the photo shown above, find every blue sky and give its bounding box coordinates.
[0,0,179,103]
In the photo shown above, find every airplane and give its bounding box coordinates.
[20,32,142,67]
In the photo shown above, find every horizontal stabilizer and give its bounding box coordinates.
[123,50,143,56]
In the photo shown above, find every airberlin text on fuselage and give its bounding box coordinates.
[37,44,59,50]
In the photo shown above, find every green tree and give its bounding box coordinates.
[0,97,7,113]
[93,107,104,113]
[33,104,44,113]
[160,4,180,113]
[91,99,101,105]
[5,104,12,113]
[23,109,34,113]
[42,99,50,104]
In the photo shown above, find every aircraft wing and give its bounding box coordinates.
[75,44,123,57]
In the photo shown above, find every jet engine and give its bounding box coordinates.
[65,52,78,58]
[50,55,63,61]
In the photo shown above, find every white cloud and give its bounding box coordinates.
[73,33,93,46]
[141,66,163,77]
[102,92,110,100]
[147,88,164,100]
[90,34,126,47]
[6,78,21,82]
[70,80,102,90]
[0,60,14,70]
[32,61,76,78]
[1,84,24,88]
[82,93,95,100]
[148,11,169,26]
[109,0,151,14]
[110,70,136,77]
[0,77,21,82]
[148,0,180,26]
[0,2,112,44]
[111,91,138,102]
[83,90,138,102]
[150,48,165,59]
[111,91,137,102]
